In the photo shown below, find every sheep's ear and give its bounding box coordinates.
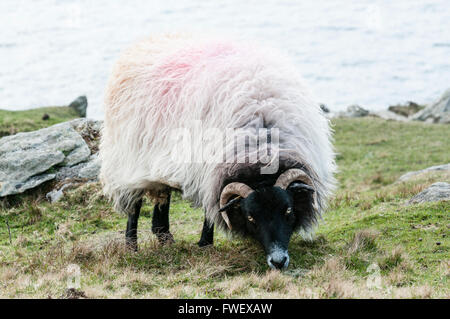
[287,182,315,194]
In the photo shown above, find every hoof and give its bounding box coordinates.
[125,241,138,252]
[156,232,175,245]
[197,240,213,248]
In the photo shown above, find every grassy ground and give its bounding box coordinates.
[0,107,79,137]
[0,111,449,298]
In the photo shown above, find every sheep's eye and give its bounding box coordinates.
[248,216,255,223]
[285,207,292,216]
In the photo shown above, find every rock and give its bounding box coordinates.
[55,154,100,181]
[46,183,73,203]
[12,173,57,195]
[320,104,330,113]
[0,123,90,196]
[411,89,450,124]
[78,154,101,180]
[388,101,425,117]
[407,182,450,205]
[0,146,64,195]
[69,118,102,153]
[397,163,450,182]
[0,119,102,197]
[45,154,100,203]
[371,110,408,122]
[336,104,370,118]
[69,96,88,118]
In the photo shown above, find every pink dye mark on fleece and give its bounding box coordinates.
[157,42,237,96]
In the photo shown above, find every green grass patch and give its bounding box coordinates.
[0,106,80,137]
[0,117,449,298]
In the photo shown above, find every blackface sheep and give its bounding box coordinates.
[99,34,336,269]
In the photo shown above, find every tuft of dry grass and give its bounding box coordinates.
[27,203,43,225]
[378,246,408,271]
[347,229,380,254]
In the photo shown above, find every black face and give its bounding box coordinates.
[220,182,315,269]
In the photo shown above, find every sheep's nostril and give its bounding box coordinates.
[270,257,287,269]
[267,248,290,270]
[269,256,288,269]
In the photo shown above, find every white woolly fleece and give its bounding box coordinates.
[99,34,336,232]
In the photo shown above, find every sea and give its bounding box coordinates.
[1,0,449,119]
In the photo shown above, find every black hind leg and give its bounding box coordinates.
[197,212,214,247]
[125,199,142,251]
[152,191,174,244]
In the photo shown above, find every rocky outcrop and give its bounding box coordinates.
[408,182,450,204]
[337,104,370,118]
[388,102,425,117]
[325,88,449,124]
[329,105,406,121]
[397,164,450,182]
[0,119,101,197]
[411,89,450,124]
[69,96,88,118]
[370,110,408,122]
[320,104,330,113]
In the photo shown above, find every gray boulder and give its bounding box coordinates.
[70,118,102,153]
[0,119,102,197]
[320,104,330,113]
[335,104,370,118]
[46,183,73,203]
[408,182,450,204]
[45,154,100,203]
[388,101,425,117]
[371,110,408,122]
[411,89,450,124]
[398,163,450,182]
[78,154,101,180]
[55,154,100,181]
[69,96,88,118]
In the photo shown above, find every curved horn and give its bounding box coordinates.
[219,182,254,229]
[274,168,313,189]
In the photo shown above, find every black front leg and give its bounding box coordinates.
[126,199,142,251]
[152,191,174,244]
[197,213,214,247]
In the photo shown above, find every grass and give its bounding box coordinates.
[0,111,449,298]
[0,106,79,137]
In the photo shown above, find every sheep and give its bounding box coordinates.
[99,34,336,269]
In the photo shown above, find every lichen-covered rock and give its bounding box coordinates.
[69,96,88,118]
[320,104,330,113]
[9,173,57,196]
[0,122,90,196]
[46,183,73,203]
[55,154,100,181]
[388,101,425,117]
[408,182,450,204]
[334,104,370,118]
[0,148,64,194]
[78,154,101,180]
[0,119,102,197]
[371,110,408,122]
[398,164,450,182]
[69,118,102,153]
[411,89,450,124]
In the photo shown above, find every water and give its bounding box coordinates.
[1,0,449,119]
